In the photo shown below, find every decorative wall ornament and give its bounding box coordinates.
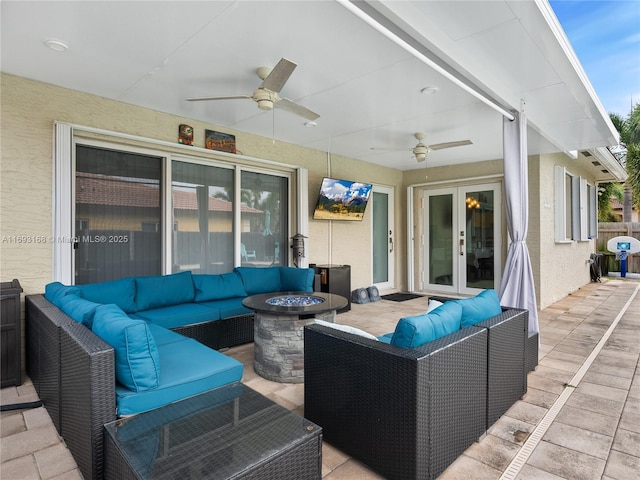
[178,124,194,145]
[205,130,236,153]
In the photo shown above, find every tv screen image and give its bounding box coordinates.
[313,178,373,221]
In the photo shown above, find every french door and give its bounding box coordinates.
[372,185,394,290]
[423,183,501,295]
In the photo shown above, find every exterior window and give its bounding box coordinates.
[171,161,234,274]
[75,145,162,284]
[240,171,288,267]
[554,166,594,243]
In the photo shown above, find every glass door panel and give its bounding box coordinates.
[372,185,394,289]
[426,190,456,292]
[462,188,497,292]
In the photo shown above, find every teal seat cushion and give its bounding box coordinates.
[192,272,246,302]
[390,301,462,349]
[135,303,220,330]
[279,267,314,292]
[45,282,81,307]
[92,304,161,392]
[135,271,195,311]
[58,294,101,328]
[115,337,243,415]
[80,277,136,313]
[199,298,251,319]
[147,324,188,347]
[455,289,503,328]
[234,267,281,295]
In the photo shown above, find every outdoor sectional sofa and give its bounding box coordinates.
[25,266,314,480]
[304,290,529,480]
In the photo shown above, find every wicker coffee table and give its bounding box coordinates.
[104,383,322,479]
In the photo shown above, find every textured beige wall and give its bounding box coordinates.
[0,73,403,294]
[535,153,597,308]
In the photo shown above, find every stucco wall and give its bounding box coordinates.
[0,73,404,295]
[535,153,597,308]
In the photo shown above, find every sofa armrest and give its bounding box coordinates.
[60,321,116,480]
[304,323,487,480]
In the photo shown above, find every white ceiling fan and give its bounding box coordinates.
[186,57,320,121]
[371,132,472,162]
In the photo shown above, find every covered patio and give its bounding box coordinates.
[2,278,638,479]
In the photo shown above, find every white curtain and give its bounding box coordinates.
[499,110,539,334]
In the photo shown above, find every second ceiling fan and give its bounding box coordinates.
[186,57,320,121]
[372,132,472,162]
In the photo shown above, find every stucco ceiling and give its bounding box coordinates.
[0,0,619,173]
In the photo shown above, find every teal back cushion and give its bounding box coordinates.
[192,272,247,302]
[92,304,160,392]
[234,267,281,295]
[135,271,195,311]
[391,301,462,349]
[45,282,81,307]
[455,289,503,328]
[58,294,101,328]
[279,267,314,292]
[80,278,136,313]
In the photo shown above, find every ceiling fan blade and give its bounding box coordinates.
[260,58,297,93]
[428,139,473,150]
[276,98,320,121]
[186,94,252,102]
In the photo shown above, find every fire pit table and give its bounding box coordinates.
[243,292,348,383]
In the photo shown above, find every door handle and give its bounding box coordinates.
[389,236,394,253]
[460,238,464,256]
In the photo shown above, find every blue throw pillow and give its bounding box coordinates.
[80,277,136,313]
[234,267,281,295]
[58,294,101,328]
[45,282,81,307]
[192,273,247,302]
[279,267,314,292]
[455,289,503,328]
[92,304,160,392]
[390,301,462,349]
[135,271,195,311]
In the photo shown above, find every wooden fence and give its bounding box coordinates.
[596,222,640,274]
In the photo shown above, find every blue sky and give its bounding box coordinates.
[550,0,640,117]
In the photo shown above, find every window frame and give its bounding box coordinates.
[54,122,300,284]
[554,165,596,244]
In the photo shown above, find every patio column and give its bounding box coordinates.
[499,109,539,334]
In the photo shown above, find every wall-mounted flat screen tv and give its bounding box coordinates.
[313,177,373,221]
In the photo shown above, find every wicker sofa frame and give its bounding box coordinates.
[303,306,528,480]
[25,294,255,480]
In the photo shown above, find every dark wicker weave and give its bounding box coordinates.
[25,295,75,434]
[60,321,116,480]
[173,313,254,350]
[104,384,322,480]
[304,324,488,480]
[526,331,539,372]
[473,308,528,430]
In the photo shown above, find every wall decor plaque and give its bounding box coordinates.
[205,130,236,153]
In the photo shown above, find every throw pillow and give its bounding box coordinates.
[314,319,378,341]
[455,289,502,328]
[80,277,137,313]
[279,267,314,292]
[234,267,281,295]
[390,301,462,348]
[58,294,101,328]
[92,304,160,392]
[192,272,247,302]
[135,271,195,311]
[44,282,81,307]
[426,298,444,313]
